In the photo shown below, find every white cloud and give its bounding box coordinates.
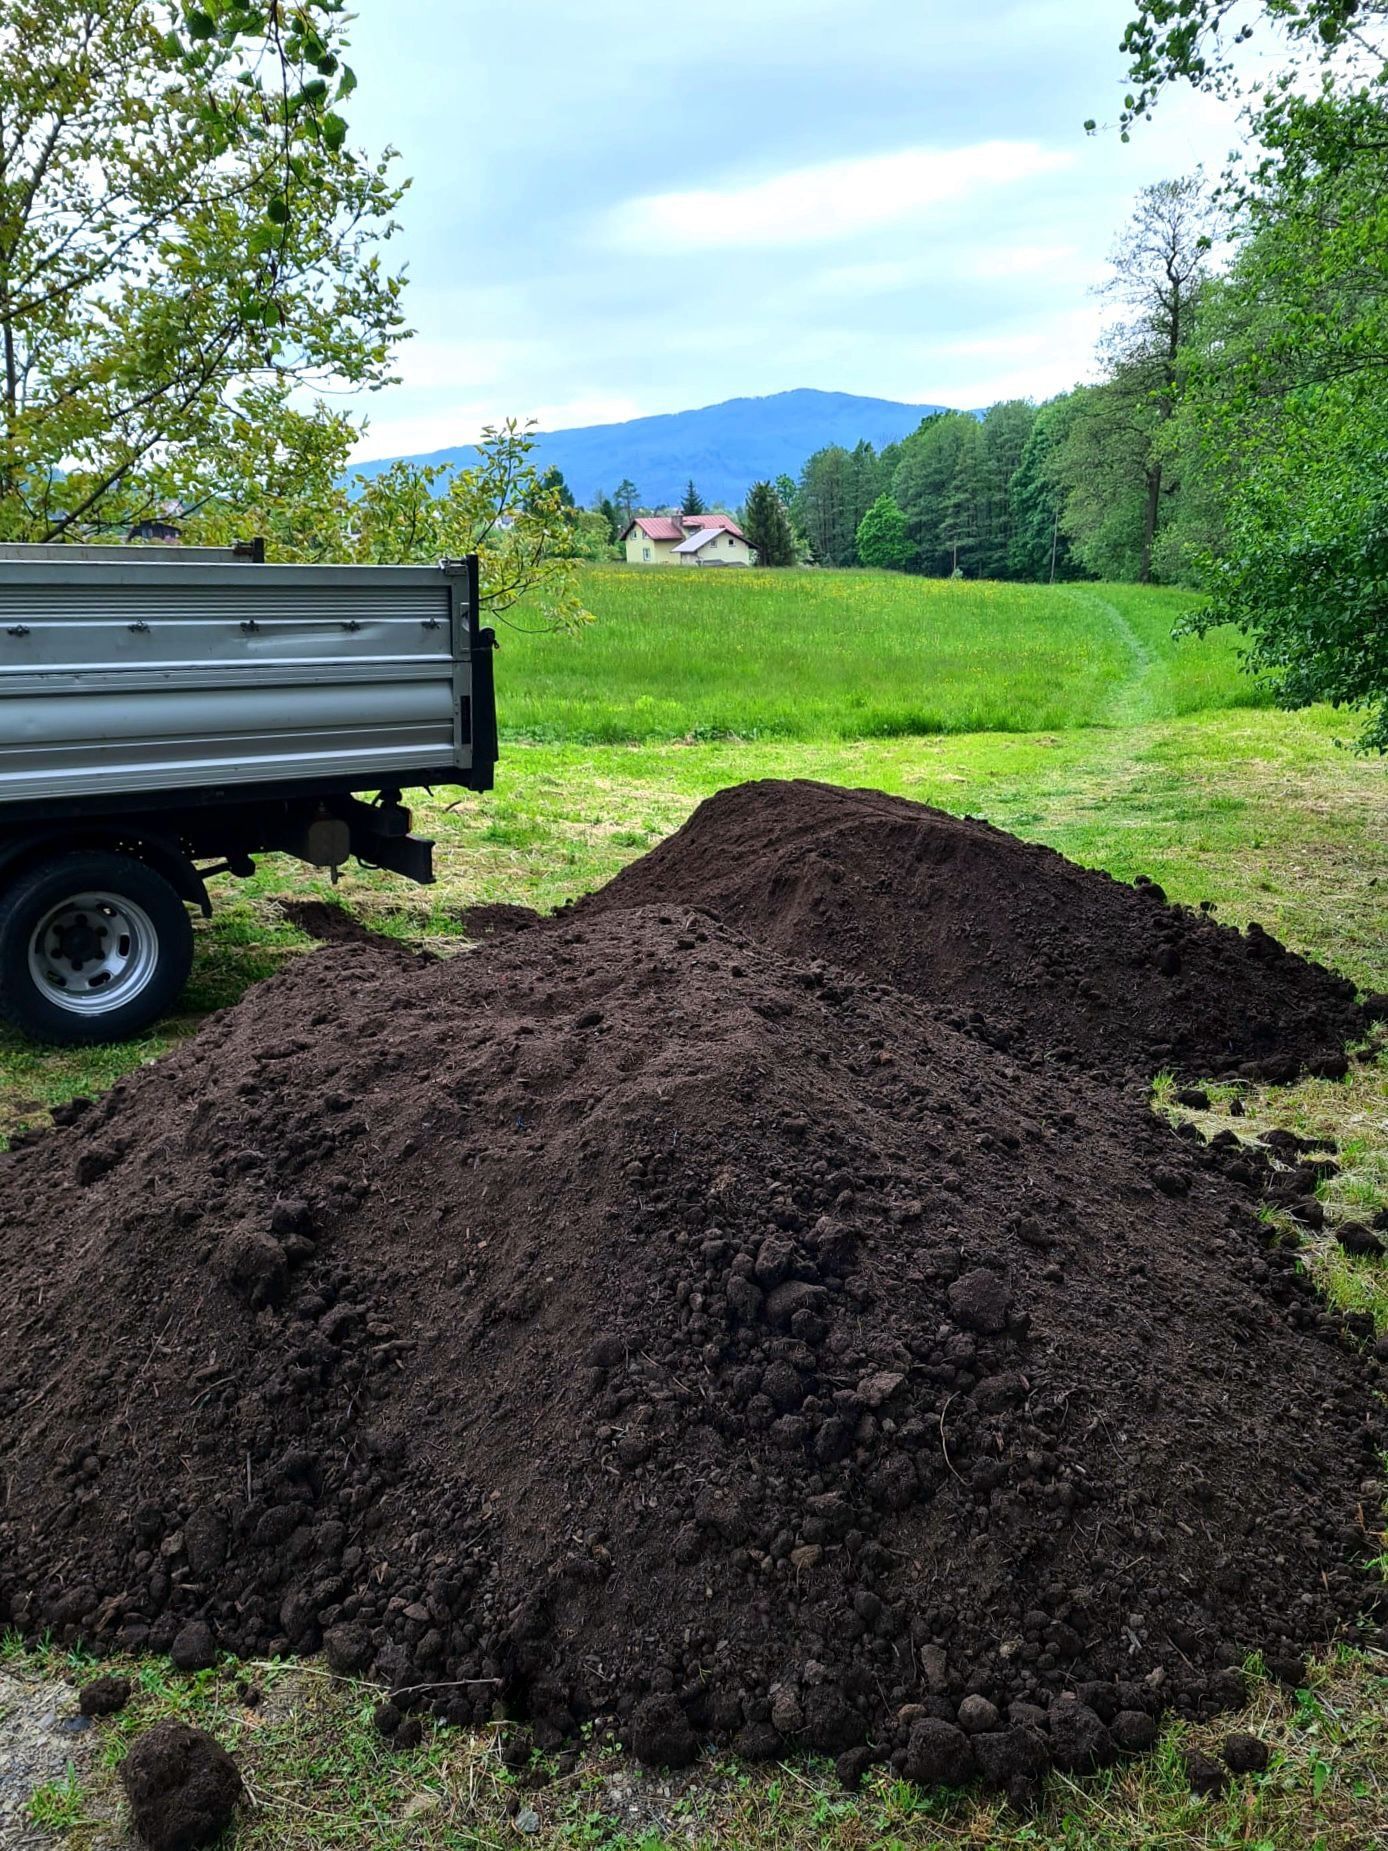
[906,306,1109,404]
[811,242,1084,300]
[387,336,538,392]
[351,393,647,464]
[606,141,1074,252]
[968,242,1082,280]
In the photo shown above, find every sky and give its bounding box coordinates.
[344,0,1250,463]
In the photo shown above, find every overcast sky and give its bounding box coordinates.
[345,0,1248,462]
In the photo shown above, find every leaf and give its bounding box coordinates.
[185,8,216,39]
[265,195,290,225]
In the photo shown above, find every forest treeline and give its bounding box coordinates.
[784,109,1383,619]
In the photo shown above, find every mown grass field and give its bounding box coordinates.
[2,565,1385,1849]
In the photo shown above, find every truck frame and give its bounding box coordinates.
[0,544,496,1044]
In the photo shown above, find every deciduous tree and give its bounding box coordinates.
[0,0,404,539]
[183,408,592,629]
[855,494,914,571]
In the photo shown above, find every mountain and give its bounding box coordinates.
[352,388,952,511]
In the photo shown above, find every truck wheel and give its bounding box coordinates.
[0,851,194,1046]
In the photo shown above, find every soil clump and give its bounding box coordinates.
[118,1719,242,1850]
[458,902,542,938]
[0,789,1381,1796]
[278,898,409,954]
[576,780,1366,1082]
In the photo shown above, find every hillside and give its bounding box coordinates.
[352,387,948,508]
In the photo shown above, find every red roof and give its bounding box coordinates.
[627,516,685,542]
[684,513,745,538]
[622,512,747,545]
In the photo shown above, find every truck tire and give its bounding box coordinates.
[0,851,194,1046]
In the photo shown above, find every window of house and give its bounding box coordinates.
[643,547,651,561]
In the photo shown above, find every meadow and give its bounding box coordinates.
[497,567,1265,742]
[2,565,1385,1851]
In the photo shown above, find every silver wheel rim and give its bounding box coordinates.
[27,890,160,1017]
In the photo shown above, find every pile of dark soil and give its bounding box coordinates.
[576,781,1366,1083]
[0,876,1381,1794]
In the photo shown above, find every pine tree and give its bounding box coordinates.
[742,481,797,567]
[681,479,706,516]
[597,496,621,542]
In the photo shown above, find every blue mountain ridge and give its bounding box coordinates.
[351,387,955,511]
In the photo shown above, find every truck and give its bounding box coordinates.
[0,543,497,1044]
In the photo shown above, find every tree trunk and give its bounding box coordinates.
[1140,460,1162,583]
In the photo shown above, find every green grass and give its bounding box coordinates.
[9,1646,1387,1848]
[497,569,1264,742]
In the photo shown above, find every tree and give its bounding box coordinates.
[0,0,404,539]
[1113,2,1388,741]
[1008,394,1086,581]
[1049,380,1155,581]
[681,479,706,516]
[794,442,883,565]
[597,495,621,542]
[614,479,639,523]
[975,400,1036,579]
[527,466,573,511]
[1170,89,1388,741]
[1102,176,1213,581]
[184,416,592,630]
[742,481,797,567]
[180,2,361,205]
[1185,383,1388,749]
[855,494,914,571]
[891,413,978,576]
[1109,2,1387,140]
[940,421,983,575]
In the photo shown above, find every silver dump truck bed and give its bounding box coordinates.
[0,547,492,812]
[0,543,497,1045]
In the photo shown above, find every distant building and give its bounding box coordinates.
[127,518,183,544]
[621,512,753,567]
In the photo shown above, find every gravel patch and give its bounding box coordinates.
[0,1668,125,1848]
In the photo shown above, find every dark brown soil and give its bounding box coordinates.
[458,902,543,938]
[575,781,1366,1083]
[118,1719,242,1850]
[278,899,404,953]
[0,788,1380,1796]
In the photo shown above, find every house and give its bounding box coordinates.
[127,518,183,543]
[621,512,753,567]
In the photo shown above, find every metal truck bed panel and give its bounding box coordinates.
[0,560,480,806]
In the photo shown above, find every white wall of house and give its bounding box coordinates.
[624,531,681,565]
[679,533,753,566]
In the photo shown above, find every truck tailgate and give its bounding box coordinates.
[0,560,485,805]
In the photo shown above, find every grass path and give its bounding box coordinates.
[1087,587,1162,725]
